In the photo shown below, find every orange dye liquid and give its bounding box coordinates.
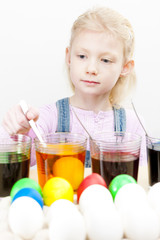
[36,144,86,191]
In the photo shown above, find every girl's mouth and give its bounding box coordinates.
[81,80,100,84]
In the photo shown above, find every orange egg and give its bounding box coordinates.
[52,157,84,191]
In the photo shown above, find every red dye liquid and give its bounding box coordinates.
[91,151,139,186]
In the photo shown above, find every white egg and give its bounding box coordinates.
[8,196,44,240]
[46,199,78,226]
[48,199,86,240]
[0,231,22,240]
[148,183,160,235]
[33,228,49,240]
[79,184,113,213]
[83,203,123,240]
[123,204,159,240]
[148,183,160,214]
[115,183,148,215]
[0,208,9,222]
[0,219,10,233]
[0,207,10,232]
[0,197,11,210]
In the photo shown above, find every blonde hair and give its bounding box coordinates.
[68,7,136,105]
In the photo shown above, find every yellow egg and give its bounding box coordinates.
[43,177,74,206]
[52,157,84,191]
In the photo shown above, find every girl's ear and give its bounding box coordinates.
[66,47,71,66]
[120,60,134,77]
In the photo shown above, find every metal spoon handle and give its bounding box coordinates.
[71,106,93,140]
[131,101,148,136]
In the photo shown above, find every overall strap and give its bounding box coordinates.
[56,97,70,132]
[56,98,90,167]
[113,106,126,132]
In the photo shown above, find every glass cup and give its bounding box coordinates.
[147,136,160,186]
[34,132,87,191]
[90,132,141,186]
[0,134,31,197]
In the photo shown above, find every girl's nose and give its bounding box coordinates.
[86,61,98,75]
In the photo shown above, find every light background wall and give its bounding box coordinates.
[0,0,160,137]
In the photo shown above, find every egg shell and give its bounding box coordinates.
[42,177,74,206]
[46,199,78,226]
[109,174,137,200]
[115,183,148,215]
[83,203,123,240]
[8,196,44,239]
[79,184,113,213]
[77,173,107,203]
[52,156,84,190]
[11,187,43,209]
[0,214,10,232]
[0,208,9,222]
[0,231,22,240]
[0,196,11,210]
[123,204,159,240]
[148,182,160,215]
[32,229,49,240]
[48,199,86,240]
[10,178,42,199]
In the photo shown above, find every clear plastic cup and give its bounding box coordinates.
[0,134,31,197]
[34,132,87,191]
[90,132,141,186]
[147,136,160,186]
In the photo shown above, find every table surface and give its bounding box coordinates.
[29,165,149,191]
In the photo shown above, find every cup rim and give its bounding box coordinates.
[34,132,87,144]
[0,134,32,145]
[146,135,160,150]
[146,135,160,141]
[91,132,142,145]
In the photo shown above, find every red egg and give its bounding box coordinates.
[77,173,107,203]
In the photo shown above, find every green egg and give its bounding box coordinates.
[109,174,137,201]
[10,178,43,200]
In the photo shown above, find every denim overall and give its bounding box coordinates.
[56,97,126,167]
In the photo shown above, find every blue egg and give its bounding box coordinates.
[11,187,43,208]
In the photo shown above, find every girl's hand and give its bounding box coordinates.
[2,104,39,135]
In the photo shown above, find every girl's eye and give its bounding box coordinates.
[101,58,110,63]
[78,54,86,59]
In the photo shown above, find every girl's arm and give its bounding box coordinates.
[2,103,39,135]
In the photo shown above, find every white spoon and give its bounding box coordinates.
[19,100,46,145]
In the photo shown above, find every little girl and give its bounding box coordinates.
[1,7,146,167]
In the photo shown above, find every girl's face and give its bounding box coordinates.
[66,29,128,98]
